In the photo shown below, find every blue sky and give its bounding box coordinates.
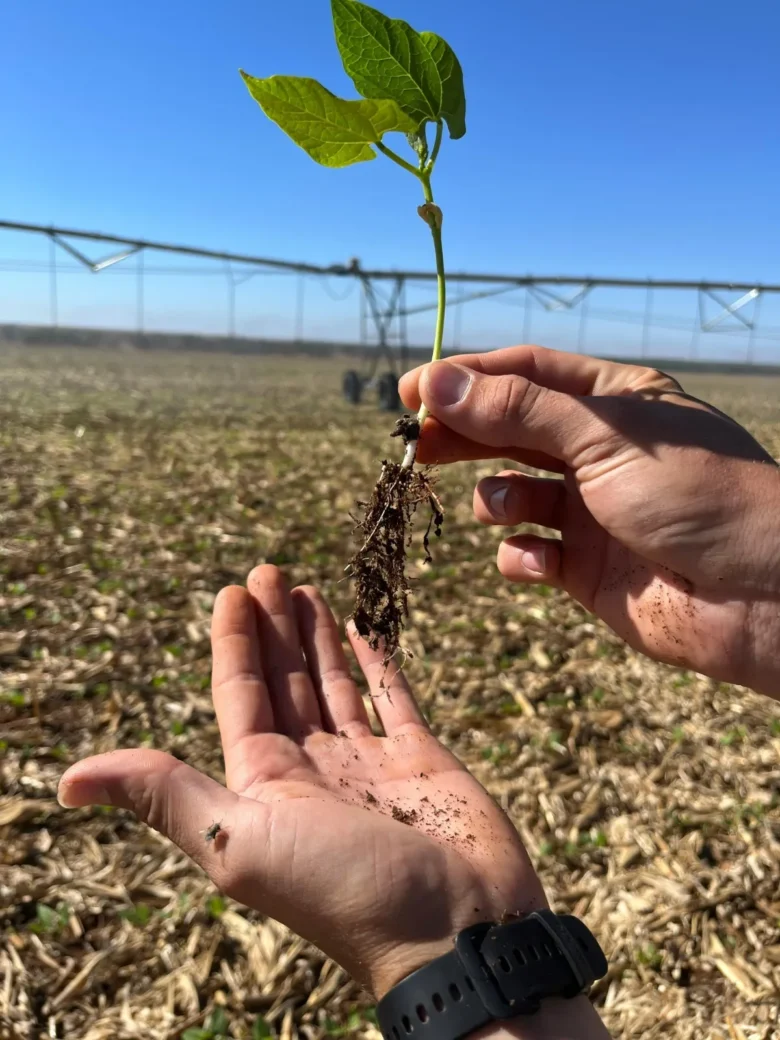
[2,0,780,359]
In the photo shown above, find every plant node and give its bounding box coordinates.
[417,203,443,229]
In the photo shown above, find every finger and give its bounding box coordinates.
[418,361,625,470]
[248,565,322,740]
[399,345,682,409]
[211,587,275,773]
[413,415,565,473]
[474,471,566,528]
[58,750,248,889]
[346,623,428,736]
[292,586,373,738]
[497,536,563,586]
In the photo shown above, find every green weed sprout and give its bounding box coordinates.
[241,0,466,657]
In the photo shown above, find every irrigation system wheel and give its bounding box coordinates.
[377,371,400,412]
[342,369,362,404]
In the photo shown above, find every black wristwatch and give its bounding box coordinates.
[376,911,607,1040]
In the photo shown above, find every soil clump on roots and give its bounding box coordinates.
[348,416,443,660]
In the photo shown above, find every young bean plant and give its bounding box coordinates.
[241,0,466,659]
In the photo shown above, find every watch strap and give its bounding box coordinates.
[376,911,607,1040]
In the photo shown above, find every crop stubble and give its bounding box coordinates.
[1,346,780,1039]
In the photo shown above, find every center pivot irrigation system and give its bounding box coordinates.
[3,220,780,411]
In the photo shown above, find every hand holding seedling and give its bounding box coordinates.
[242,0,466,660]
[401,347,780,698]
[59,566,561,1005]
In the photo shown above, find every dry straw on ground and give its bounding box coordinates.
[1,347,779,1040]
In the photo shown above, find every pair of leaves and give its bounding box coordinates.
[241,0,466,169]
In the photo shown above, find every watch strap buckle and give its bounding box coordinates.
[453,924,517,1019]
[528,910,601,994]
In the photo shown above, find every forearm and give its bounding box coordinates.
[470,997,609,1040]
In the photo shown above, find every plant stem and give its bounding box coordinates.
[426,120,444,172]
[413,173,446,435]
[376,123,446,469]
[375,141,424,179]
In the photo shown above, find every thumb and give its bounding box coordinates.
[58,749,246,876]
[419,361,621,469]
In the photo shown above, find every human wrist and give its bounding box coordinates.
[742,469,780,697]
[735,464,780,596]
[368,890,552,998]
[466,997,609,1040]
[370,938,457,1000]
[742,597,780,699]
[371,915,609,1040]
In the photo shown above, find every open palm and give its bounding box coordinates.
[59,565,545,997]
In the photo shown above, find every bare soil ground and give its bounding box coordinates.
[1,346,779,1040]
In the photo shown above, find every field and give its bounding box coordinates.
[1,344,780,1040]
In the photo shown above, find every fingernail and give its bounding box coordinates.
[521,547,547,576]
[57,782,111,809]
[488,483,509,520]
[425,362,471,407]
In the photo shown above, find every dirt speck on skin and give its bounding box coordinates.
[391,806,419,826]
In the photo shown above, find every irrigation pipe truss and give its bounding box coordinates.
[3,220,780,294]
[3,219,780,365]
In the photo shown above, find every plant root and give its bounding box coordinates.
[348,416,443,661]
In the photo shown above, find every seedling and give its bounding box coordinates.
[182,1008,230,1040]
[119,902,153,927]
[28,901,71,937]
[242,0,466,659]
[206,893,227,918]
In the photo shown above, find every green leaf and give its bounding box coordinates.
[419,31,466,140]
[330,0,466,139]
[206,893,226,918]
[241,73,417,167]
[252,1017,272,1040]
[181,1030,211,1040]
[206,1008,229,1037]
[119,902,152,927]
[28,902,70,936]
[346,1011,363,1031]
[1,690,26,707]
